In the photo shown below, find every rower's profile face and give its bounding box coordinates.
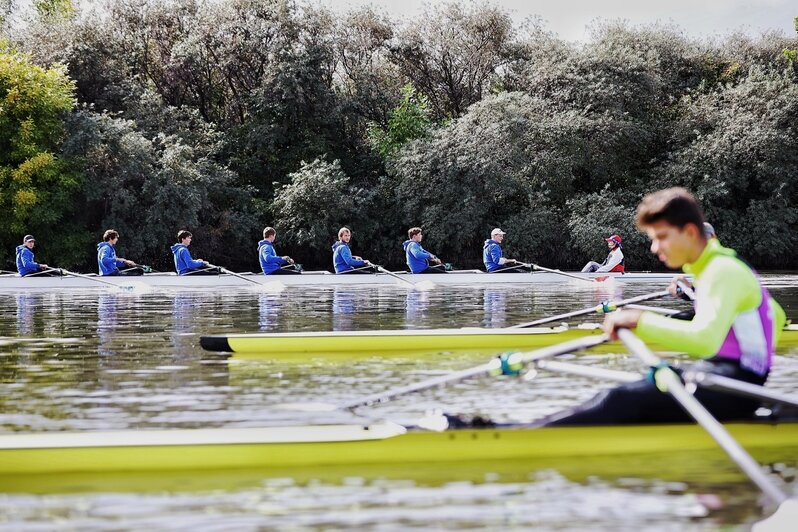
[182,236,192,246]
[493,234,504,243]
[413,232,423,242]
[606,240,614,249]
[25,241,35,249]
[341,232,351,243]
[645,221,697,269]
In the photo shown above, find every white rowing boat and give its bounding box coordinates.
[0,270,679,290]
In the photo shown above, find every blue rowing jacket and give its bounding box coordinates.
[332,241,365,273]
[15,245,40,276]
[403,240,436,273]
[258,239,287,274]
[97,242,126,276]
[170,243,205,275]
[483,239,504,272]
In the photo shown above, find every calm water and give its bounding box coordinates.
[0,276,797,530]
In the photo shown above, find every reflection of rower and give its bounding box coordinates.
[482,287,507,328]
[403,227,446,274]
[581,234,625,273]
[258,227,300,275]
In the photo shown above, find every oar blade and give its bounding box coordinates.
[275,402,339,412]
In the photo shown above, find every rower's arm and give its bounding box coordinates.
[410,243,434,261]
[636,257,760,358]
[341,246,365,267]
[595,250,623,273]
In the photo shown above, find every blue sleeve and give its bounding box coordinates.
[341,245,365,267]
[21,250,38,270]
[490,244,502,264]
[410,243,433,260]
[181,248,205,269]
[98,247,117,270]
[265,249,286,265]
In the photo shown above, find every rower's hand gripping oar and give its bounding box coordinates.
[617,328,792,509]
[510,290,671,329]
[280,334,610,412]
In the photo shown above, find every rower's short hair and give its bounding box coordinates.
[263,226,276,238]
[177,230,192,242]
[103,229,119,242]
[338,227,350,239]
[635,188,705,231]
[408,227,422,238]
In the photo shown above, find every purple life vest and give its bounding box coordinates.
[715,286,775,376]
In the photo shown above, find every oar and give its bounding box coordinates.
[533,359,798,409]
[281,334,610,412]
[509,290,671,328]
[521,262,595,283]
[58,268,139,292]
[374,264,436,291]
[208,264,261,286]
[617,328,791,508]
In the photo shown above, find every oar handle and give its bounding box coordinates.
[617,328,788,506]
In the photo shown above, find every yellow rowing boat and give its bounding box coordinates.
[200,324,798,356]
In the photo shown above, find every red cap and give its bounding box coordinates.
[606,234,622,245]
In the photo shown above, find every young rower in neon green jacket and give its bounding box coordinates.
[543,188,786,425]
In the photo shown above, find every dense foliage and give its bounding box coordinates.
[1,1,796,271]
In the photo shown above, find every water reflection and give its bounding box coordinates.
[258,292,282,331]
[405,290,431,326]
[482,288,507,328]
[332,287,356,330]
[15,292,38,335]
[97,293,120,357]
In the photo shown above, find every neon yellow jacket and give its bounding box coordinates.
[636,239,786,361]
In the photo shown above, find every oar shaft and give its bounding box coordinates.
[618,329,788,506]
[211,265,262,286]
[376,265,417,288]
[60,269,122,289]
[534,359,641,383]
[337,334,610,411]
[685,371,798,409]
[527,263,593,283]
[511,290,671,328]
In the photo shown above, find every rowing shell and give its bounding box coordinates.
[201,324,798,356]
[0,270,680,290]
[1,422,795,481]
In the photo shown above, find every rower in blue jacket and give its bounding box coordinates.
[97,230,143,276]
[171,230,218,275]
[483,228,529,273]
[258,227,300,275]
[403,227,446,273]
[15,235,59,276]
[333,227,376,274]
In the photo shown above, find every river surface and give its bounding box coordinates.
[0,276,796,530]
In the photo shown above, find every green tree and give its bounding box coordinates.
[272,158,360,259]
[0,44,85,266]
[367,84,432,158]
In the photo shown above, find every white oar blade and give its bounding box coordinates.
[413,280,436,291]
[275,402,339,412]
[752,499,798,531]
[244,280,285,293]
